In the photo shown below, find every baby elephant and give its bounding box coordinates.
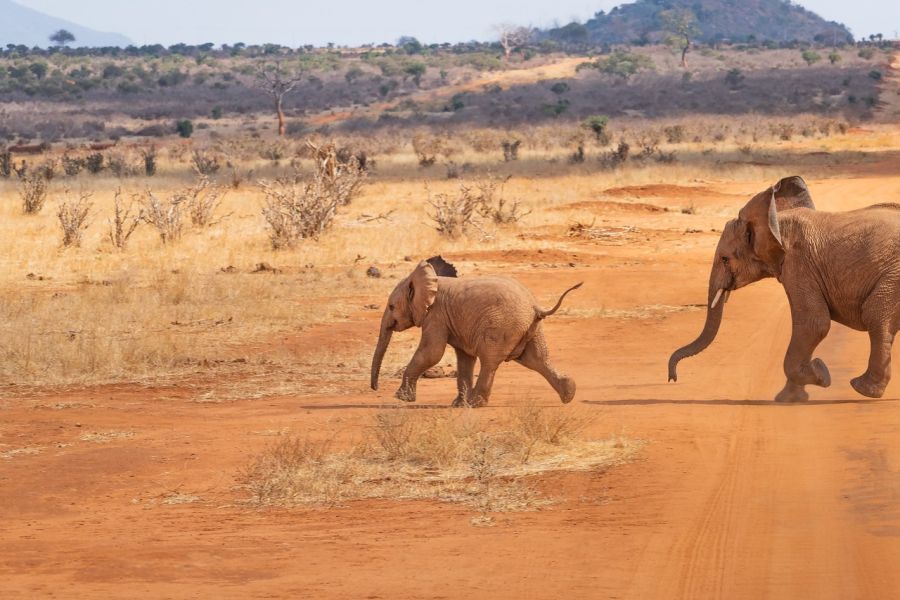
[370,256,581,407]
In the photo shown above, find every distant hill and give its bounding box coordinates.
[0,0,131,48]
[544,0,854,45]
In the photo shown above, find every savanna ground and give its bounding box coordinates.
[1,49,900,599]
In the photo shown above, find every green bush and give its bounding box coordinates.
[175,119,194,138]
[582,115,610,141]
[801,50,821,66]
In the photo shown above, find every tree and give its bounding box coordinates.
[404,62,426,87]
[660,9,698,68]
[495,24,532,60]
[50,29,75,47]
[801,50,821,66]
[255,61,304,137]
[585,51,654,81]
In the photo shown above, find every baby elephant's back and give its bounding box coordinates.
[451,276,539,329]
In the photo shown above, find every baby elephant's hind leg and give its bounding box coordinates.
[514,331,576,403]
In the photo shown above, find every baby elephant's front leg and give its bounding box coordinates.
[396,335,446,402]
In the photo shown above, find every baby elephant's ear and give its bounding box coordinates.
[425,255,458,278]
[410,261,439,326]
[773,176,814,211]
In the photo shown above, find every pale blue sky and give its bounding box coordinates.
[14,0,898,46]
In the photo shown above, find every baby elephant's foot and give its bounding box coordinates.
[850,374,887,399]
[451,394,466,408]
[810,358,831,388]
[462,394,488,408]
[558,377,576,404]
[395,386,416,403]
[775,382,809,403]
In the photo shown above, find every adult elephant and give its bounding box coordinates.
[371,256,581,407]
[669,176,900,402]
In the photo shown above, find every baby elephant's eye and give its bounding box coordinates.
[388,304,395,311]
[721,256,729,264]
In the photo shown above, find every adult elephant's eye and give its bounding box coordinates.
[389,304,395,311]
[746,227,753,244]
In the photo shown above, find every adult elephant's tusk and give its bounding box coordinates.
[710,288,725,309]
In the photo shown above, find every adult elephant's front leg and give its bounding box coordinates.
[397,330,447,402]
[776,294,831,402]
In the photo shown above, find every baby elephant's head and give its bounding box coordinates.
[371,256,456,390]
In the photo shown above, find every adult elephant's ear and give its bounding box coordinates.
[426,255,458,278]
[738,184,784,267]
[409,261,439,326]
[773,176,814,211]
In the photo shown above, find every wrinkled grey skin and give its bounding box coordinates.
[371,256,581,407]
[670,175,900,402]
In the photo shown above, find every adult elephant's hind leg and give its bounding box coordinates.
[776,293,831,403]
[514,331,576,404]
[851,327,894,398]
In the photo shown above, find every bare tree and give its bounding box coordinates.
[495,24,532,60]
[660,9,698,68]
[255,61,304,137]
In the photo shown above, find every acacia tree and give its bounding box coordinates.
[660,9,698,68]
[255,61,304,137]
[495,24,532,60]
[50,29,75,47]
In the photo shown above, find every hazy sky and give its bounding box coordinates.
[14,0,898,46]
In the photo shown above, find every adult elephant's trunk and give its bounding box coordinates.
[370,309,394,390]
[668,268,731,382]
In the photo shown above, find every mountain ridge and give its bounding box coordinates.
[0,0,131,48]
[544,0,854,45]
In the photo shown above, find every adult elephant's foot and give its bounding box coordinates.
[850,374,887,398]
[395,386,416,402]
[811,358,831,388]
[775,382,809,403]
[451,394,466,408]
[559,377,576,404]
[462,394,488,408]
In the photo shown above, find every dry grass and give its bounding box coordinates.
[239,403,637,512]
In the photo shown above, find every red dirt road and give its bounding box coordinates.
[3,172,900,598]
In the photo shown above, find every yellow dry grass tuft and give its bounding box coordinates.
[239,403,637,512]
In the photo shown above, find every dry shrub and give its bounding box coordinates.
[184,177,229,227]
[56,190,93,247]
[428,175,528,238]
[260,175,339,249]
[107,188,141,250]
[107,151,141,178]
[239,405,630,513]
[412,133,455,167]
[20,171,48,214]
[190,148,221,175]
[140,189,185,244]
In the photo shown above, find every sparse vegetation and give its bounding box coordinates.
[56,191,93,247]
[239,405,631,510]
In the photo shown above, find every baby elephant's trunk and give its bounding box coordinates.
[509,282,583,361]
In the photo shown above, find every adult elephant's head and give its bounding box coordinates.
[370,256,457,390]
[668,176,815,382]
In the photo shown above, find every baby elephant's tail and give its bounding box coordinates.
[538,282,583,320]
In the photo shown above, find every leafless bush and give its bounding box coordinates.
[260,175,340,249]
[226,161,254,189]
[412,134,454,168]
[185,178,229,227]
[598,140,630,169]
[0,148,11,178]
[84,152,104,174]
[61,153,84,176]
[20,171,48,214]
[56,191,93,247]
[140,189,185,244]
[427,184,484,239]
[428,175,528,238]
[502,139,521,161]
[35,159,59,181]
[141,146,157,176]
[107,189,141,251]
[190,148,221,175]
[107,151,141,178]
